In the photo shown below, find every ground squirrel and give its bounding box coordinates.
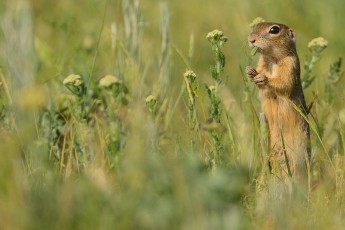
[246,22,310,182]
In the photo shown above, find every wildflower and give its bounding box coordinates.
[63,74,85,96]
[302,37,329,89]
[206,30,228,79]
[145,95,156,104]
[308,37,328,54]
[249,17,265,28]
[184,70,197,94]
[206,30,228,46]
[183,70,196,81]
[184,70,198,107]
[63,74,83,87]
[208,85,216,92]
[100,75,129,105]
[145,95,157,116]
[99,75,120,88]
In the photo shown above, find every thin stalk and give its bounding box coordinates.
[88,0,109,88]
[280,130,292,177]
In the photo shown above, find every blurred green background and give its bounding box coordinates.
[0,0,345,229]
[28,0,345,96]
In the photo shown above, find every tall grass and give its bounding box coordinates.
[0,0,345,229]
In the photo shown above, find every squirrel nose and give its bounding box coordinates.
[249,38,256,44]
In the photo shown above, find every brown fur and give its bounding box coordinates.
[246,22,310,182]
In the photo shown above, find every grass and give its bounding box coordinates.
[1,0,345,229]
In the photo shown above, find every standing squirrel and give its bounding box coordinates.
[246,22,310,182]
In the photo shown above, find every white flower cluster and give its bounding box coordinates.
[145,95,156,103]
[308,37,328,51]
[249,17,265,28]
[63,74,83,87]
[206,30,228,44]
[208,85,216,92]
[183,70,196,80]
[99,75,120,88]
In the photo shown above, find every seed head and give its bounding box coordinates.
[206,30,228,45]
[249,17,265,28]
[63,74,83,87]
[63,74,86,97]
[208,85,216,92]
[99,75,120,88]
[184,70,196,81]
[145,95,156,103]
[145,95,157,115]
[308,37,328,54]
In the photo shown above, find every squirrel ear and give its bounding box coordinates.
[289,29,296,42]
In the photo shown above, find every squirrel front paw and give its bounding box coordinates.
[245,66,267,86]
[252,73,268,85]
[245,66,257,77]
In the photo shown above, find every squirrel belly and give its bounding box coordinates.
[261,86,310,179]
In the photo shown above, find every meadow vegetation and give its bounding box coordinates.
[1,0,345,229]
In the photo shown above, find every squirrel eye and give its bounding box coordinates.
[269,26,280,34]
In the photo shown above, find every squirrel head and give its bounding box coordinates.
[248,22,297,59]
